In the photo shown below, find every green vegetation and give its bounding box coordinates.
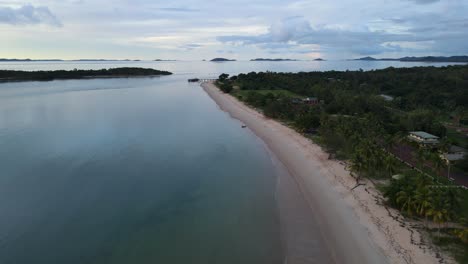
[233,89,302,98]
[384,173,460,229]
[216,65,468,262]
[0,67,172,82]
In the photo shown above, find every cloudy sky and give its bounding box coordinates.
[0,0,467,60]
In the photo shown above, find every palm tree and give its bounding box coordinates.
[441,188,461,219]
[415,172,433,189]
[426,207,450,239]
[383,154,398,177]
[350,149,367,190]
[413,186,433,227]
[426,188,453,239]
[454,228,468,243]
[430,152,445,176]
[396,190,416,216]
[417,148,430,171]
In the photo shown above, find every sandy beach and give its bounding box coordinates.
[201,81,448,264]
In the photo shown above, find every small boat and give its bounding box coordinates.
[242,125,247,128]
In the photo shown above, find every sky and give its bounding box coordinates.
[0,0,467,60]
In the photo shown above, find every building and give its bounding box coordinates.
[291,98,302,104]
[379,94,394,102]
[441,145,467,162]
[408,131,439,145]
[303,97,319,105]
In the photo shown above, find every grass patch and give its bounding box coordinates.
[233,89,305,98]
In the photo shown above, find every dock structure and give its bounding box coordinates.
[188,78,216,83]
[198,78,217,83]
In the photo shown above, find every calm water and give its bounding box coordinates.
[0,60,463,264]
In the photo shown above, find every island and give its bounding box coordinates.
[355,55,468,63]
[0,58,63,62]
[71,59,141,62]
[0,67,172,82]
[313,58,325,61]
[355,56,378,61]
[250,58,298,61]
[210,58,236,62]
[0,58,150,62]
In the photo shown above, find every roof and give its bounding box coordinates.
[409,131,439,139]
[449,145,467,153]
[379,94,394,101]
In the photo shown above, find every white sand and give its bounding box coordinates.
[201,82,448,264]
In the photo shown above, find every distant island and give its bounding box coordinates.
[0,67,172,82]
[0,58,144,62]
[154,59,177,61]
[251,58,298,61]
[314,58,325,61]
[0,58,63,62]
[354,55,468,63]
[210,58,236,62]
[73,59,142,62]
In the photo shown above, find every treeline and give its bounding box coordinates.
[0,67,172,82]
[232,65,468,111]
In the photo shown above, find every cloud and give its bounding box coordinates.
[157,7,200,12]
[2,0,467,59]
[0,4,62,27]
[255,43,318,55]
[407,0,440,4]
[178,43,203,50]
[218,17,421,55]
[216,50,236,54]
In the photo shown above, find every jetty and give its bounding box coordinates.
[188,78,217,83]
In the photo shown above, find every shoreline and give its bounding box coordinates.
[201,81,448,264]
[0,75,168,83]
